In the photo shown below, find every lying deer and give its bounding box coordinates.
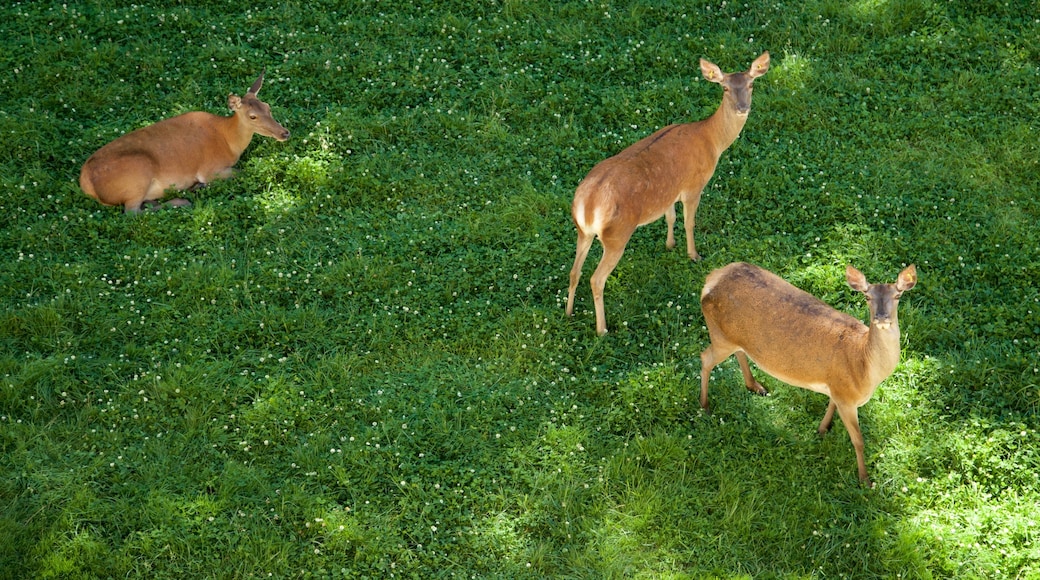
[699,262,918,484]
[79,70,290,213]
[567,52,770,335]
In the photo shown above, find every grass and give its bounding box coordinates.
[2,0,1039,577]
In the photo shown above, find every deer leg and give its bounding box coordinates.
[122,182,157,214]
[164,198,193,209]
[699,342,733,412]
[665,203,676,250]
[210,167,236,181]
[818,400,837,434]
[735,351,768,396]
[588,234,630,336]
[832,403,870,484]
[122,178,172,214]
[566,230,596,318]
[140,198,191,212]
[681,190,704,261]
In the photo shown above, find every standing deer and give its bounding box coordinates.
[566,52,770,336]
[79,70,290,213]
[698,262,918,484]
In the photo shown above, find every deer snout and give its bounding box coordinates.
[872,317,895,331]
[730,91,752,116]
[261,122,290,142]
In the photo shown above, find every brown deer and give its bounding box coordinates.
[566,52,770,336]
[698,262,918,484]
[79,70,290,213]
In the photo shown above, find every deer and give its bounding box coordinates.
[566,52,770,336]
[698,262,918,485]
[79,70,290,213]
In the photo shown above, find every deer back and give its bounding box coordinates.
[701,263,875,398]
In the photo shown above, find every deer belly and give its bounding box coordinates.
[744,353,832,396]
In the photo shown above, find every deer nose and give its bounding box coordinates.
[279,129,291,141]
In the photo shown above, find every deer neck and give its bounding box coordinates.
[221,112,255,156]
[702,97,750,156]
[863,321,902,388]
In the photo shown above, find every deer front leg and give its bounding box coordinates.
[681,190,704,261]
[833,403,871,485]
[735,352,768,396]
[818,400,837,434]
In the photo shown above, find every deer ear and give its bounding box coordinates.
[846,265,870,292]
[248,69,265,95]
[228,94,242,111]
[897,264,918,292]
[749,51,770,78]
[700,59,724,83]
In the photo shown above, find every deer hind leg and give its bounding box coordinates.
[699,335,740,411]
[735,351,768,396]
[588,232,631,336]
[123,188,157,213]
[92,169,147,213]
[699,345,723,412]
[832,402,870,484]
[566,229,596,318]
[128,179,191,213]
[665,203,676,250]
[681,189,704,261]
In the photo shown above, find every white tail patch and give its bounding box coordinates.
[700,276,720,299]
[574,198,607,237]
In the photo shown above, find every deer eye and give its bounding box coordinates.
[249,114,258,120]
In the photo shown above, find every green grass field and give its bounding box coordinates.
[2,1,1038,577]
